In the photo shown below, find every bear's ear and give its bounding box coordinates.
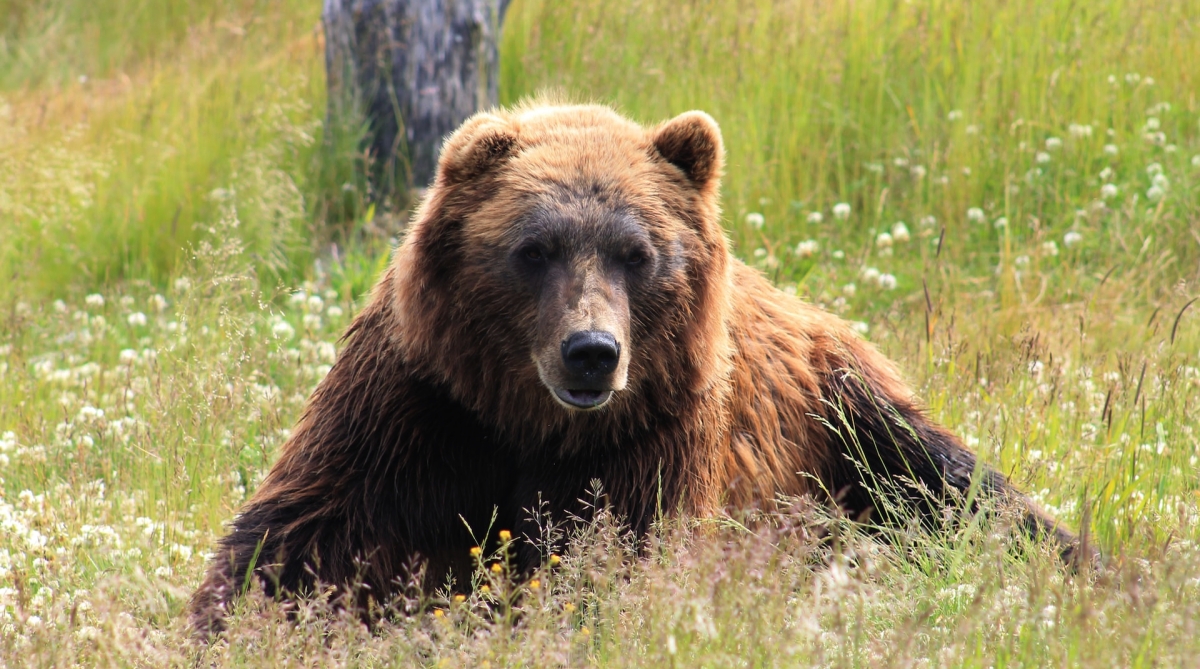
[434,113,518,187]
[651,111,724,189]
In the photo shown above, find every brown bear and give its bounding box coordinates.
[190,102,1081,638]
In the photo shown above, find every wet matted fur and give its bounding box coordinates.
[190,102,1081,639]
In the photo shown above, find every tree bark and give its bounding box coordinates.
[323,0,510,204]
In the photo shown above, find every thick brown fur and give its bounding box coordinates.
[190,102,1080,639]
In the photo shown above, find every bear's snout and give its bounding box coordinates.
[561,331,621,377]
[550,330,622,409]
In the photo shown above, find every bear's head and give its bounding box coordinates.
[389,103,734,444]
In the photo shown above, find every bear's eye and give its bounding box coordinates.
[523,246,545,263]
[625,251,646,267]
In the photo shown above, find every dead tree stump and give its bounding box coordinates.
[322,0,511,204]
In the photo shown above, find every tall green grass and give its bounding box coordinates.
[0,0,374,302]
[503,0,1199,279]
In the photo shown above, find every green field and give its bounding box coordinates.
[2,0,1199,665]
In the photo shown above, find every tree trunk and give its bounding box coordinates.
[322,0,510,205]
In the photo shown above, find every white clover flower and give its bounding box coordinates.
[1103,144,1119,156]
[893,157,909,168]
[795,240,819,258]
[967,207,985,223]
[1099,167,1114,181]
[1143,77,1155,86]
[85,294,104,308]
[302,314,323,330]
[149,294,168,313]
[851,321,869,334]
[289,290,307,305]
[127,312,147,327]
[1146,162,1163,176]
[806,211,824,224]
[1165,144,1178,153]
[962,166,972,176]
[947,110,963,121]
[891,222,910,242]
[1068,124,1093,138]
[745,212,765,229]
[1144,131,1166,145]
[119,349,137,364]
[1064,231,1083,247]
[1144,117,1160,131]
[832,203,851,219]
[753,247,767,258]
[1152,174,1170,189]
[173,277,191,293]
[271,320,295,340]
[326,305,344,319]
[842,283,857,297]
[910,165,926,179]
[1107,74,1118,85]
[875,232,894,248]
[1045,137,1063,151]
[831,250,845,259]
[1192,155,1200,168]
[306,295,324,313]
[919,215,936,228]
[1147,185,1164,201]
[1042,240,1059,256]
[53,299,67,313]
[1101,183,1119,199]
[965,125,979,135]
[1015,255,1030,267]
[1125,73,1140,85]
[993,217,1008,229]
[1036,152,1051,164]
[861,267,881,284]
[877,273,898,290]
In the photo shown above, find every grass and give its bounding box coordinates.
[1,0,1199,665]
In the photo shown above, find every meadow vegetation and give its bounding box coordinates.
[1,0,1199,665]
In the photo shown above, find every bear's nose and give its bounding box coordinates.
[562,331,620,377]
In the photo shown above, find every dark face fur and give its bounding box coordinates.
[397,106,730,433]
[507,195,668,410]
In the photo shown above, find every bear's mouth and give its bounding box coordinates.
[552,388,614,410]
